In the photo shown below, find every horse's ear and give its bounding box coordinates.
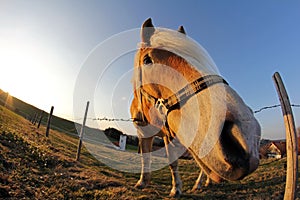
[178,26,186,35]
[141,18,155,44]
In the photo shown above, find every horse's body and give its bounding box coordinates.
[130,18,261,197]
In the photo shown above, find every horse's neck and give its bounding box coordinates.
[177,65,204,83]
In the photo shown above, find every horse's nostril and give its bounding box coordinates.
[220,121,248,164]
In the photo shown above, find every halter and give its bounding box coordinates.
[137,73,228,125]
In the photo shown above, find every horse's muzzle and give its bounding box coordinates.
[218,120,260,180]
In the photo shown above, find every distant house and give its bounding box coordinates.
[268,141,286,158]
[259,142,271,159]
[259,137,300,159]
[260,140,286,159]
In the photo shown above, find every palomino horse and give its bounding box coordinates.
[130,18,261,197]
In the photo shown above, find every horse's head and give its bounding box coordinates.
[131,18,261,182]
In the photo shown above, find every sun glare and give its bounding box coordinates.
[0,31,77,121]
[0,34,54,106]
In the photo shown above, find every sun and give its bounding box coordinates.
[0,34,49,103]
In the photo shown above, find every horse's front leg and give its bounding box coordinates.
[163,136,182,197]
[135,136,154,189]
[204,175,211,187]
[191,169,211,192]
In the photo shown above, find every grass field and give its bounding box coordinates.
[0,105,299,199]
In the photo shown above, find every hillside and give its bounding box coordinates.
[0,89,113,137]
[0,105,144,199]
[0,105,300,199]
[0,89,80,135]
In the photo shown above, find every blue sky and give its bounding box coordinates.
[0,0,300,139]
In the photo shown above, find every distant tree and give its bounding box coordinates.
[104,127,124,140]
[297,127,300,137]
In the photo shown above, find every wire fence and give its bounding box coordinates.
[253,104,300,114]
[93,117,135,122]
[56,102,299,143]
[36,102,299,139]
[84,103,300,122]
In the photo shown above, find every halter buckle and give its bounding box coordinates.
[155,98,168,122]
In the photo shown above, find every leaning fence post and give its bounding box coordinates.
[76,101,90,161]
[33,113,38,125]
[46,106,54,137]
[272,72,298,200]
[31,113,37,124]
[37,111,44,129]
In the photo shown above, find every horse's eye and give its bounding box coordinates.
[143,54,153,65]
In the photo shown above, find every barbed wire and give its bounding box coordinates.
[70,103,300,122]
[253,104,300,114]
[253,104,281,114]
[93,117,135,122]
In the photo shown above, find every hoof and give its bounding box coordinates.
[191,187,203,193]
[134,180,148,189]
[191,182,200,192]
[191,183,205,193]
[169,187,182,198]
[191,181,211,193]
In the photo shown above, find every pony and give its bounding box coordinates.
[130,18,261,197]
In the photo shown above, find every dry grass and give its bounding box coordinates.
[0,105,299,199]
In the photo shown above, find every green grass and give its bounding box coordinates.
[126,143,139,152]
[0,105,300,199]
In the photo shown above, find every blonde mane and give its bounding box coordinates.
[148,28,219,75]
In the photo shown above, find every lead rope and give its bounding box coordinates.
[137,67,146,122]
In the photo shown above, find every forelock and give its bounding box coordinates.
[149,28,219,75]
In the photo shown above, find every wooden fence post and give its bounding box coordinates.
[76,101,90,161]
[37,111,44,129]
[273,72,298,200]
[46,106,54,137]
[31,113,37,124]
[33,112,39,125]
